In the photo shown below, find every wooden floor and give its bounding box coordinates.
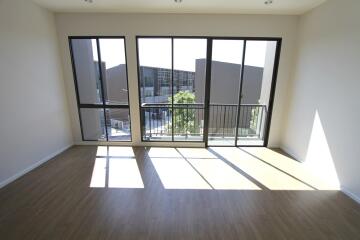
[1,146,360,240]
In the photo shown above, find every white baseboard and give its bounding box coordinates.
[341,187,360,204]
[0,144,73,189]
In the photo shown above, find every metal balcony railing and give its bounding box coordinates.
[141,103,267,141]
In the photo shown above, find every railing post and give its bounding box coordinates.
[186,104,189,139]
[222,106,226,138]
[149,109,152,138]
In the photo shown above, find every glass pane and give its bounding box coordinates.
[99,39,129,105]
[106,108,131,141]
[173,38,207,141]
[142,107,172,141]
[138,38,172,105]
[138,38,172,141]
[71,39,103,104]
[208,40,244,146]
[80,108,106,141]
[237,41,277,146]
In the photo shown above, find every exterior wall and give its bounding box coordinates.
[194,59,263,129]
[105,64,129,120]
[101,62,131,138]
[259,41,277,107]
[195,60,263,105]
[0,0,73,186]
[71,40,103,139]
[281,0,360,199]
[55,13,299,147]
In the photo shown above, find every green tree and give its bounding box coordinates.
[168,91,196,136]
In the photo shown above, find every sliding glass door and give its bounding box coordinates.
[207,38,281,146]
[207,39,245,146]
[69,37,131,141]
[137,36,281,147]
[137,37,207,142]
[236,40,278,146]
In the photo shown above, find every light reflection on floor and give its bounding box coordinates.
[90,146,144,188]
[90,146,338,191]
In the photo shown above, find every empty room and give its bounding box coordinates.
[1,0,360,239]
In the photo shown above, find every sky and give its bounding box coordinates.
[92,39,126,69]
[92,38,269,71]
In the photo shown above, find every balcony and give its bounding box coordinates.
[141,103,267,145]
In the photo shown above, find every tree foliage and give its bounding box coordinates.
[168,91,196,135]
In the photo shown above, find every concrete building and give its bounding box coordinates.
[139,66,195,104]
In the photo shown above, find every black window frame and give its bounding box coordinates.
[136,36,282,147]
[69,36,132,142]
[136,36,208,143]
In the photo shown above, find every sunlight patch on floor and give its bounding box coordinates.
[187,157,260,190]
[92,145,339,191]
[108,146,135,158]
[177,148,217,159]
[96,146,108,157]
[90,158,106,188]
[147,147,182,158]
[210,147,314,190]
[108,158,144,188]
[150,157,212,189]
[90,146,144,188]
[241,147,338,190]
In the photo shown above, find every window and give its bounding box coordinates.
[137,37,207,142]
[69,37,131,141]
[136,36,281,147]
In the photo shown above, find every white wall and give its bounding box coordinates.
[0,0,73,186]
[55,13,299,147]
[282,0,360,199]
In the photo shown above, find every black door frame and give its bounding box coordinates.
[204,37,282,147]
[136,36,208,143]
[136,36,282,147]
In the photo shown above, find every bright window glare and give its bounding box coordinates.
[92,39,126,69]
[245,41,267,68]
[108,158,144,188]
[174,39,207,71]
[91,39,98,61]
[99,39,126,69]
[138,38,172,69]
[138,38,269,70]
[212,40,244,65]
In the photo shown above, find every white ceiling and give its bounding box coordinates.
[33,0,326,15]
